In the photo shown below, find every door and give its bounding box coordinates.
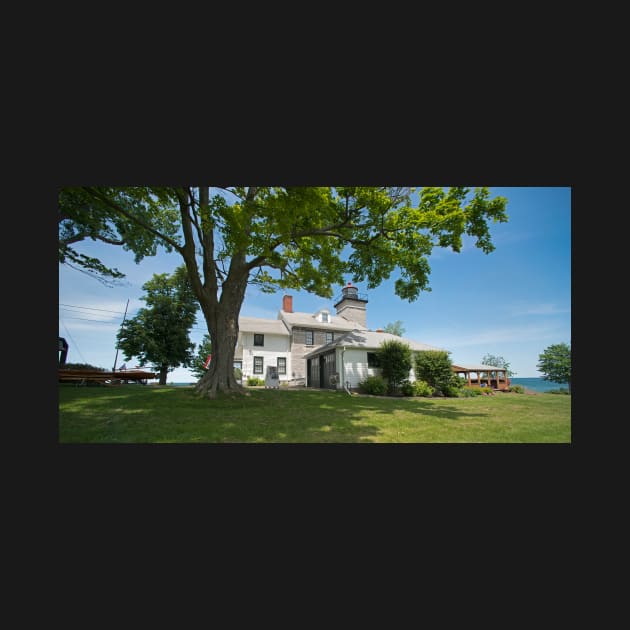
[319,351,337,389]
[307,358,320,388]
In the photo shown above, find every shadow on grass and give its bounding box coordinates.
[59,385,491,444]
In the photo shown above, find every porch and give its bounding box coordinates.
[452,364,511,391]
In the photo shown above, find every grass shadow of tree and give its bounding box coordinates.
[59,385,505,444]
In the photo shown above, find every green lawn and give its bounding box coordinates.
[58,385,571,443]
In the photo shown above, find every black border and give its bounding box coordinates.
[44,122,578,513]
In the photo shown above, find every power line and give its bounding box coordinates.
[58,316,121,324]
[59,313,206,330]
[60,319,88,364]
[59,307,122,317]
[59,303,128,314]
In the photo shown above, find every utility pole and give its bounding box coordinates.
[113,299,130,372]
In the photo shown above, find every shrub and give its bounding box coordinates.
[246,377,264,386]
[400,380,415,396]
[443,385,463,397]
[544,388,570,395]
[377,340,413,394]
[462,385,484,397]
[412,380,434,397]
[508,384,525,394]
[62,363,106,371]
[359,375,387,395]
[414,350,456,396]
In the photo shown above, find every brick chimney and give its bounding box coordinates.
[282,295,293,313]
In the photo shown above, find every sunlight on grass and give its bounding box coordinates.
[59,386,571,443]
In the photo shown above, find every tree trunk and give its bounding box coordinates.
[194,274,248,399]
[194,330,242,398]
[159,366,168,385]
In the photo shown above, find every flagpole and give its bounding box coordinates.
[113,299,130,372]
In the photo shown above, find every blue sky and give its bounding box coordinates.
[58,187,571,380]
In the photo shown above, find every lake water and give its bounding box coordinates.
[509,377,568,392]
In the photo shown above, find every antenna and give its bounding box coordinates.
[113,299,130,371]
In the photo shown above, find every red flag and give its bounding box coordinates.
[203,354,212,369]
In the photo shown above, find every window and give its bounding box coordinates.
[305,330,314,345]
[253,356,264,374]
[325,332,334,344]
[367,352,380,367]
[321,312,329,323]
[254,334,264,346]
[277,357,286,375]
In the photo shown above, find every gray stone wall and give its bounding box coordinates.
[335,303,367,327]
[290,328,335,382]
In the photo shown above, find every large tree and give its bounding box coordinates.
[537,342,571,392]
[116,265,198,384]
[481,354,516,377]
[72,186,508,398]
[58,187,178,284]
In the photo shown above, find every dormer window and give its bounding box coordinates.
[318,309,330,323]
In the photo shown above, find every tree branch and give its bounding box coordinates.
[81,187,183,253]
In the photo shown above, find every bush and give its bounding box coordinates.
[544,388,570,395]
[359,375,387,395]
[62,363,106,371]
[461,385,484,397]
[443,385,463,397]
[508,384,525,394]
[377,340,413,394]
[400,380,415,396]
[246,377,264,386]
[412,380,434,397]
[415,350,456,396]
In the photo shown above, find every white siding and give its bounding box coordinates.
[239,332,291,381]
[339,348,371,389]
[240,331,290,352]
[338,348,416,389]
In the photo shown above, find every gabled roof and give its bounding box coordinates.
[238,316,289,335]
[303,330,445,358]
[279,310,368,332]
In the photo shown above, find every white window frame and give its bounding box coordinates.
[253,356,264,374]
